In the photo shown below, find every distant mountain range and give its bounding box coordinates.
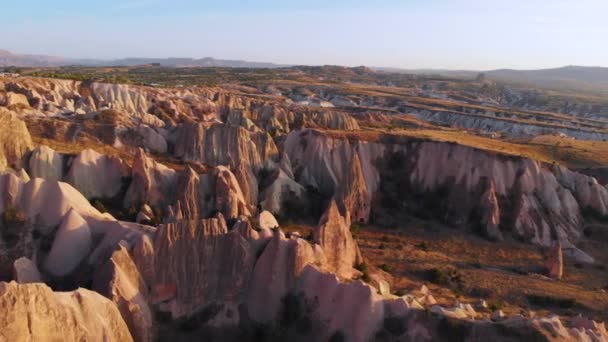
[376,65,608,95]
[0,49,286,69]
[2,49,608,94]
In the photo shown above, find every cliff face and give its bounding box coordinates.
[0,110,32,171]
[285,129,608,250]
[174,122,279,172]
[0,281,133,342]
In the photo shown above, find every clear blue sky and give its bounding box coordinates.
[2,0,607,70]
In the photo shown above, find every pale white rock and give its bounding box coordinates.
[12,257,41,284]
[563,247,595,264]
[28,145,63,181]
[136,124,168,154]
[257,210,279,230]
[16,168,29,182]
[491,310,506,321]
[43,208,93,277]
[65,148,129,200]
[431,305,469,320]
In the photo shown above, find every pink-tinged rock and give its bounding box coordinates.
[480,181,503,241]
[213,166,252,220]
[248,230,326,322]
[152,217,254,319]
[314,200,363,279]
[65,148,130,200]
[545,242,564,280]
[337,153,371,224]
[93,245,154,342]
[124,148,176,209]
[175,166,200,220]
[131,234,155,287]
[12,257,41,284]
[43,208,92,277]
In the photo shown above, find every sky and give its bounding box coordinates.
[2,0,607,70]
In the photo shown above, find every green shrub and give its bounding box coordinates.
[527,295,577,309]
[2,205,27,226]
[380,264,394,273]
[91,199,108,213]
[355,263,371,283]
[416,241,430,252]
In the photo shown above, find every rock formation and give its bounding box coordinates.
[93,245,154,342]
[0,281,133,342]
[174,167,200,220]
[174,122,279,172]
[313,200,362,279]
[152,217,254,319]
[12,257,41,284]
[209,166,252,220]
[285,129,608,250]
[65,148,129,200]
[43,208,93,277]
[27,145,63,181]
[0,109,32,170]
[124,148,177,209]
[546,242,564,280]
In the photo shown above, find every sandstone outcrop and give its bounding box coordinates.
[93,245,154,342]
[257,210,279,230]
[0,281,133,342]
[336,152,371,224]
[259,168,304,216]
[285,129,608,249]
[0,109,32,170]
[174,122,278,171]
[27,145,63,181]
[313,200,362,279]
[124,148,177,209]
[43,208,93,277]
[209,166,252,220]
[152,217,254,319]
[546,242,564,280]
[174,167,201,220]
[12,257,41,284]
[65,148,129,200]
[248,229,326,322]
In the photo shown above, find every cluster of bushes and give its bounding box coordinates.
[527,295,577,309]
[1,205,28,246]
[426,267,462,286]
[355,263,371,283]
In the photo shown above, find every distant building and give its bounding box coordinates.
[0,72,20,77]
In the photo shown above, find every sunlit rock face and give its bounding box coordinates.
[285,128,607,248]
[173,122,279,172]
[0,110,32,171]
[0,281,133,342]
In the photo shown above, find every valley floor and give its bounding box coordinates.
[287,216,608,323]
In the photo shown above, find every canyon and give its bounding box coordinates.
[1,68,608,342]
